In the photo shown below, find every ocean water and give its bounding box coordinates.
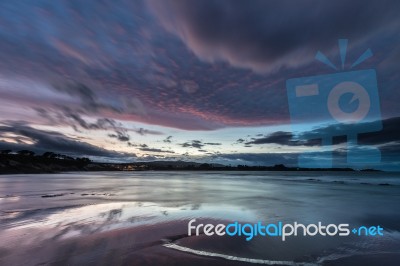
[0,171,399,265]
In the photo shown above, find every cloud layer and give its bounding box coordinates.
[0,121,134,160]
[0,1,399,168]
[0,0,399,132]
[149,0,400,71]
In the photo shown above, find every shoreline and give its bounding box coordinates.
[0,153,383,175]
[0,164,383,175]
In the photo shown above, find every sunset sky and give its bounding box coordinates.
[0,0,399,170]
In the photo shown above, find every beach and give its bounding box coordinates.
[1,171,400,265]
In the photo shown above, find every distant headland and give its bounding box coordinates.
[0,149,381,174]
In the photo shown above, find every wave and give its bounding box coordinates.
[163,242,319,266]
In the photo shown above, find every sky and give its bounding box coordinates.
[0,0,399,170]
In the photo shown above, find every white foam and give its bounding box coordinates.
[163,243,319,266]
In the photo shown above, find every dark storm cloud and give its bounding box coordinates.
[204,142,221,146]
[247,131,293,145]
[163,136,173,143]
[244,117,400,169]
[138,147,175,154]
[246,131,320,146]
[180,140,221,149]
[150,0,400,71]
[0,0,399,132]
[36,107,161,141]
[127,142,144,148]
[181,140,204,149]
[0,121,134,158]
[303,117,400,164]
[248,117,400,148]
[53,82,122,113]
[135,128,163,136]
[357,117,400,145]
[108,132,130,142]
[34,105,116,132]
[298,117,400,147]
[62,111,117,131]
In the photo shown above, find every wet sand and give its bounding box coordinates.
[1,171,400,265]
[2,219,399,266]
[0,220,259,266]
